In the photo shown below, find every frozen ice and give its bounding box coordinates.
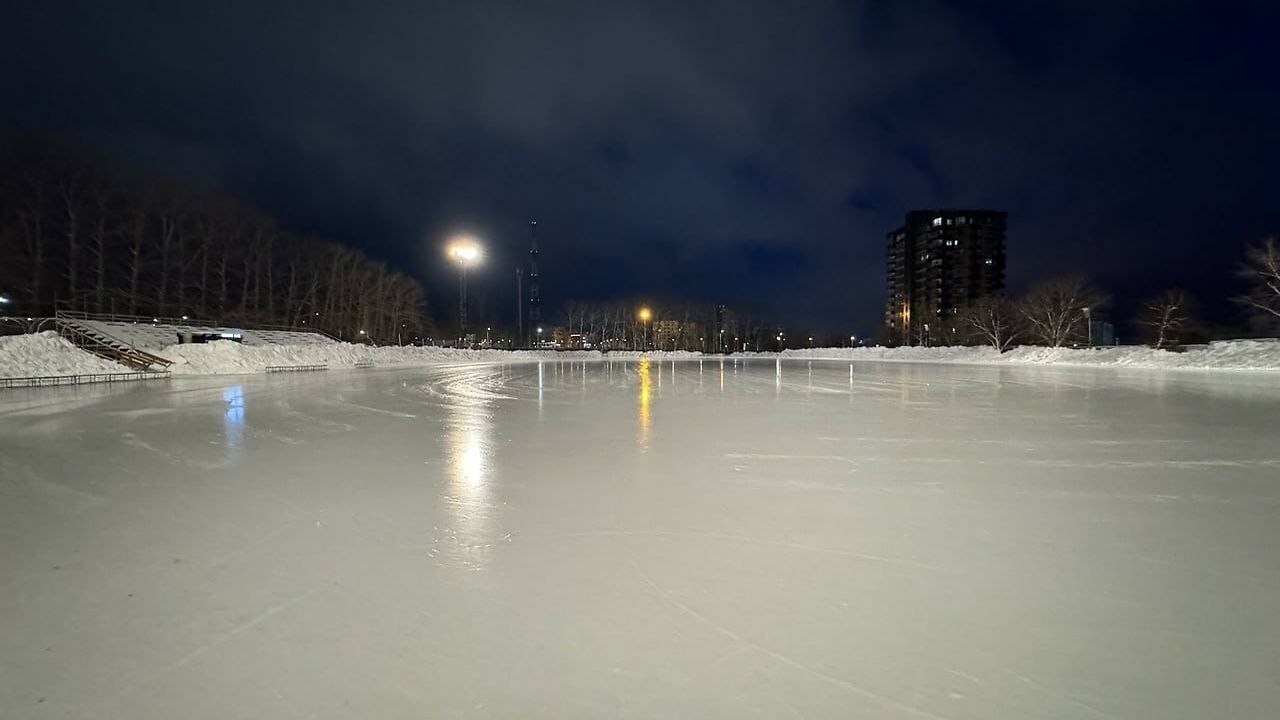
[1,359,1279,718]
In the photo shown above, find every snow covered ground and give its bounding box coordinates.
[0,332,136,377]
[5,330,1279,379]
[1,358,1278,718]
[156,341,702,375]
[767,340,1280,372]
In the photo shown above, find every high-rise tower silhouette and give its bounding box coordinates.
[526,221,542,347]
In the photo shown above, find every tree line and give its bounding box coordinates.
[0,135,431,343]
[557,299,801,351]
[939,241,1280,352]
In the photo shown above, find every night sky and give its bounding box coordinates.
[4,1,1278,334]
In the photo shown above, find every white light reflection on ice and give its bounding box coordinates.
[537,361,545,415]
[441,366,499,569]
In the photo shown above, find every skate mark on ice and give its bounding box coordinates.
[1014,672,1119,719]
[1024,458,1280,469]
[549,529,942,572]
[725,452,859,467]
[95,584,326,712]
[336,401,417,419]
[944,668,984,685]
[631,561,952,719]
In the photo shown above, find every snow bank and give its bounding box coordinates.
[0,331,132,377]
[767,339,1280,372]
[158,342,704,375]
[7,329,1279,380]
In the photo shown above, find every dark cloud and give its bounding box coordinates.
[4,0,1278,331]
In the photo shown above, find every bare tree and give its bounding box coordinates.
[0,134,433,337]
[1018,276,1108,347]
[956,296,1021,351]
[1136,289,1195,349]
[1235,237,1280,330]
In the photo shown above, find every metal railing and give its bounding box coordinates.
[0,371,171,389]
[265,364,329,373]
[54,315,174,370]
[54,310,342,341]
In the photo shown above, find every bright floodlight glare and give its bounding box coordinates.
[638,307,652,321]
[0,294,10,305]
[447,239,482,265]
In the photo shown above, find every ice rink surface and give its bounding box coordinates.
[2,358,1278,719]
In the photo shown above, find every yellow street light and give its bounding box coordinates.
[637,307,652,351]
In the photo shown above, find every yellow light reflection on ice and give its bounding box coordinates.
[637,358,652,448]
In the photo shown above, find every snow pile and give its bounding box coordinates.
[7,329,1279,380]
[159,342,705,375]
[772,339,1280,371]
[0,331,132,378]
[161,342,524,375]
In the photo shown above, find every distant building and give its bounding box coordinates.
[653,320,681,350]
[652,319,706,351]
[885,209,1007,344]
[551,327,593,350]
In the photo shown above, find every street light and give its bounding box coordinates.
[447,237,482,339]
[1084,307,1093,348]
[637,307,652,351]
[0,294,11,306]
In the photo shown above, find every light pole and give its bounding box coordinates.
[447,238,482,342]
[1084,307,1092,348]
[515,268,523,347]
[638,307,652,351]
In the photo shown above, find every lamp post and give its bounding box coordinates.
[447,238,482,342]
[1084,307,1092,348]
[638,307,652,351]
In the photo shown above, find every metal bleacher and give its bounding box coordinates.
[55,311,338,370]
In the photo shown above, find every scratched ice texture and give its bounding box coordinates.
[2,358,1278,718]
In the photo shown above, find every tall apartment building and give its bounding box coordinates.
[884,209,1006,344]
